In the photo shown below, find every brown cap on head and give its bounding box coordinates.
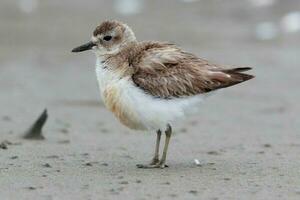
[72,20,136,53]
[93,20,125,36]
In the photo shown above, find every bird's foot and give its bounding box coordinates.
[136,160,168,169]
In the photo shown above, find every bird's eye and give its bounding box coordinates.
[103,36,112,41]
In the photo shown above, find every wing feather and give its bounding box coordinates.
[131,42,254,99]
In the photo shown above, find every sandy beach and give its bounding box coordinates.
[1,0,300,199]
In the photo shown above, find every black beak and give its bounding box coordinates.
[71,41,96,53]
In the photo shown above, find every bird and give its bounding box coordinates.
[72,20,254,169]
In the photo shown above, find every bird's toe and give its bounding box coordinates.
[136,163,169,169]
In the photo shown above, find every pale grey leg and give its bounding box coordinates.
[137,125,172,169]
[151,130,162,164]
[136,130,162,168]
[158,124,172,168]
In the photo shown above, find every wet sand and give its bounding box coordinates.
[0,0,300,199]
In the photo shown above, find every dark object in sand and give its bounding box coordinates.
[0,140,13,149]
[23,109,48,140]
[42,163,52,168]
[0,140,21,150]
[0,142,8,149]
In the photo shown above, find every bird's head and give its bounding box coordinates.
[72,20,136,56]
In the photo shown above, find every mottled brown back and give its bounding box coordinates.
[131,42,254,99]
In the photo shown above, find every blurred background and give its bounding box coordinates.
[0,0,300,199]
[1,0,299,143]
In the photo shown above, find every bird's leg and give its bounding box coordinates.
[136,130,162,168]
[150,130,162,165]
[137,124,172,169]
[157,124,172,168]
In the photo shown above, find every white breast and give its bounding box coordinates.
[95,58,208,131]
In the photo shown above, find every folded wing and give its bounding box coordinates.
[132,42,254,99]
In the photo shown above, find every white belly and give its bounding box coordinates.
[95,58,207,131]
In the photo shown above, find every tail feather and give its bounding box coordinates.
[223,67,253,73]
[223,67,254,81]
[229,72,254,82]
[214,67,254,90]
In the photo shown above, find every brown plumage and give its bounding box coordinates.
[72,20,255,169]
[126,42,254,99]
[89,21,254,99]
[93,20,125,36]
